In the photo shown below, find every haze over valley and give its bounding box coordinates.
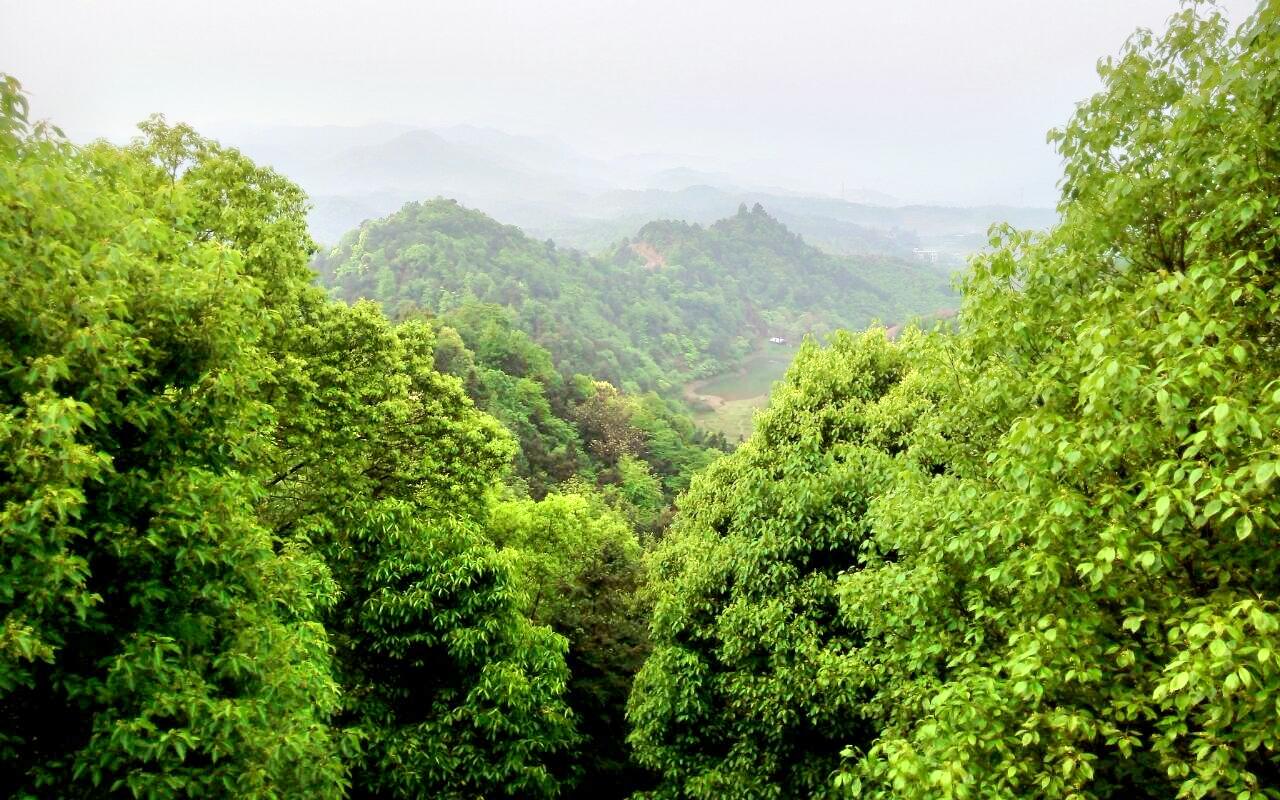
[218,120,1057,264]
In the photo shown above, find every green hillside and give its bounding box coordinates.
[313,199,954,393]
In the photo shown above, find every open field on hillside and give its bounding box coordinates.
[686,342,799,439]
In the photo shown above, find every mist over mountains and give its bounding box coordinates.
[218,122,1056,262]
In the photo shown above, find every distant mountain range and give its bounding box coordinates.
[216,123,1056,262]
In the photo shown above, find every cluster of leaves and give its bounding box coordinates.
[629,4,1280,799]
[0,85,346,799]
[0,81,588,798]
[490,491,655,796]
[312,198,953,394]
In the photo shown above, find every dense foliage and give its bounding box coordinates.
[313,198,953,392]
[491,491,653,796]
[631,4,1280,799]
[5,2,1278,798]
[629,330,935,797]
[0,86,345,799]
[256,297,579,798]
[0,82,580,798]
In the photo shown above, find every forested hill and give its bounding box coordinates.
[314,200,729,510]
[619,203,953,343]
[312,199,953,392]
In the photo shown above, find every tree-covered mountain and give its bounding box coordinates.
[532,186,1058,260]
[618,203,954,344]
[313,199,954,392]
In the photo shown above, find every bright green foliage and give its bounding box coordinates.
[632,5,1280,799]
[607,455,668,533]
[626,394,722,497]
[842,7,1280,797]
[434,302,588,496]
[0,81,345,797]
[12,1,1279,796]
[142,114,318,314]
[1,84,582,799]
[259,295,579,798]
[137,114,581,798]
[491,491,653,797]
[628,330,937,798]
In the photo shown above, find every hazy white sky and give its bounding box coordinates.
[1,0,1259,205]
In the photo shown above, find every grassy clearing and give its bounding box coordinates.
[687,343,800,441]
[695,345,797,400]
[692,397,760,441]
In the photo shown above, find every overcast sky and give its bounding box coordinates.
[1,0,1259,206]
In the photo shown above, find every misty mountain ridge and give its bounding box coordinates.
[218,122,1055,261]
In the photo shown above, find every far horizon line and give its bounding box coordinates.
[49,114,1062,211]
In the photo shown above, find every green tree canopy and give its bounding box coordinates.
[1,85,582,800]
[844,7,1280,797]
[630,4,1280,798]
[491,490,653,797]
[258,295,578,798]
[626,330,946,798]
[0,80,345,799]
